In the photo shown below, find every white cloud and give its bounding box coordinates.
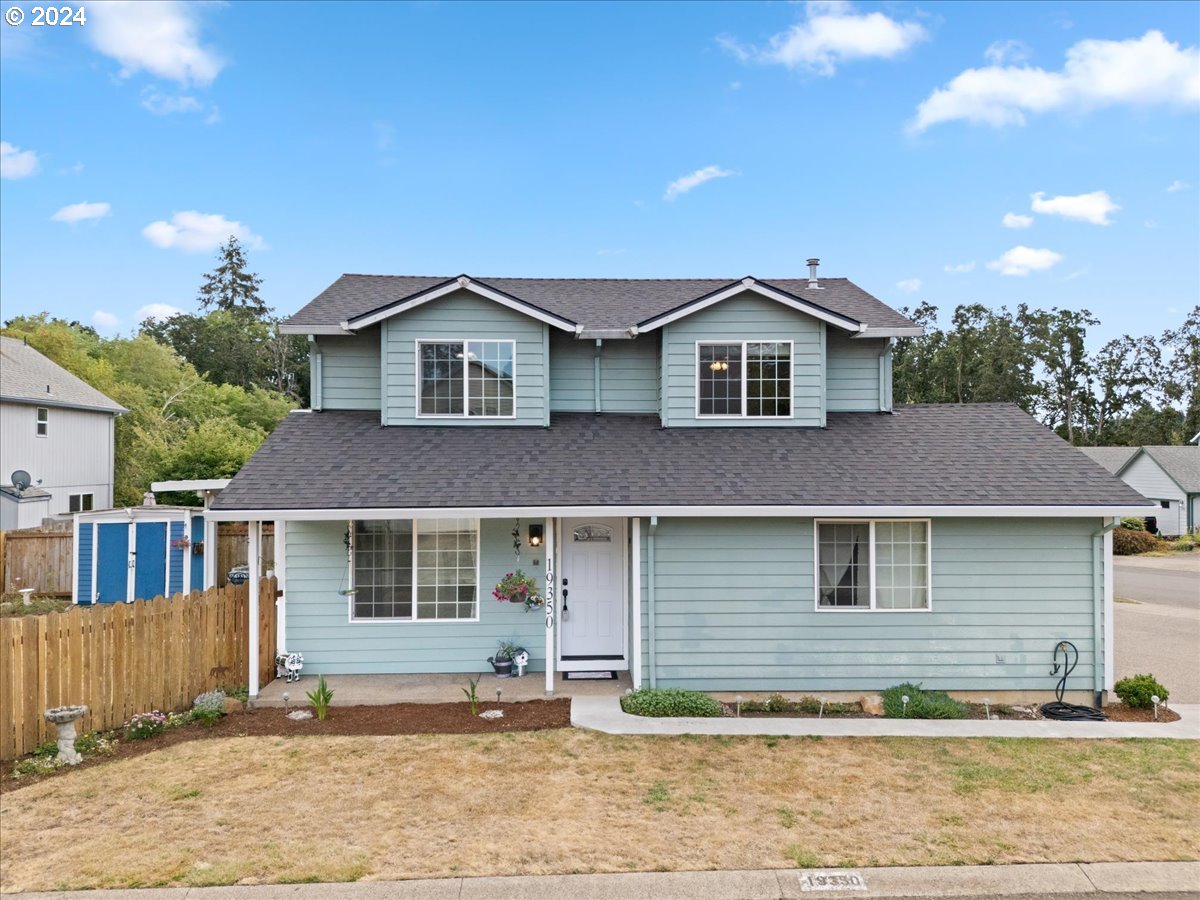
[911,30,1199,132]
[664,165,734,201]
[91,310,120,330]
[596,248,627,256]
[142,211,264,253]
[896,278,922,293]
[985,39,1031,66]
[987,246,1064,276]
[1030,190,1119,225]
[943,261,976,273]
[1002,212,1034,229]
[86,0,224,87]
[720,1,926,77]
[1,141,39,179]
[136,302,184,322]
[1167,180,1191,192]
[51,201,112,223]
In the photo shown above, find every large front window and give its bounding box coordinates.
[418,340,515,417]
[816,520,930,611]
[351,518,478,620]
[697,341,791,417]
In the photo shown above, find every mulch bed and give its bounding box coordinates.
[1102,703,1181,723]
[1,700,570,794]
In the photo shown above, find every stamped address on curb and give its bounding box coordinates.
[799,870,868,892]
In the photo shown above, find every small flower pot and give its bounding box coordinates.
[488,656,514,677]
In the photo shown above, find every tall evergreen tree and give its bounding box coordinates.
[197,236,269,317]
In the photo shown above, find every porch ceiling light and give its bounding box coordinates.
[528,523,544,547]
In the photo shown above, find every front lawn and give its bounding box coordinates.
[2,732,1197,891]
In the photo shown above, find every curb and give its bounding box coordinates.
[5,862,1198,899]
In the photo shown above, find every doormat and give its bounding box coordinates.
[564,671,617,681]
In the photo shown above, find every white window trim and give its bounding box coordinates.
[347,518,482,623]
[69,493,94,513]
[414,339,518,420]
[36,406,49,437]
[694,340,795,419]
[813,518,933,613]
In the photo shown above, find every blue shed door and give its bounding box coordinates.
[134,522,168,601]
[95,523,131,603]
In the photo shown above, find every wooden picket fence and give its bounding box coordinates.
[0,578,277,760]
[1,526,74,596]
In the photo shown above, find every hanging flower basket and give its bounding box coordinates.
[170,536,191,550]
[492,570,544,612]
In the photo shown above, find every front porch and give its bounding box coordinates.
[253,670,633,707]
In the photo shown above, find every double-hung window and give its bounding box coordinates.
[815,520,931,611]
[351,518,479,621]
[68,493,94,513]
[36,407,49,437]
[418,340,515,418]
[697,341,791,417]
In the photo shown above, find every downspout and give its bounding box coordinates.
[1092,517,1120,704]
[593,339,602,413]
[648,516,658,689]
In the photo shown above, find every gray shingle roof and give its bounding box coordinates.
[283,275,918,332]
[1141,446,1200,493]
[0,336,127,413]
[1078,446,1140,475]
[212,405,1149,512]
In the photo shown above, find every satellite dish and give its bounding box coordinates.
[10,470,32,493]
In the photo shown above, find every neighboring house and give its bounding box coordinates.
[209,267,1150,700]
[0,336,126,529]
[1081,445,1200,536]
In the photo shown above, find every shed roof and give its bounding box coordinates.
[0,336,127,413]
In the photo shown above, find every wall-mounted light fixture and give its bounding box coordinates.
[528,523,544,547]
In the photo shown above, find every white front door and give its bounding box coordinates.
[560,518,626,661]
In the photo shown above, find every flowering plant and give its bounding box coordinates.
[126,710,167,740]
[492,569,543,611]
[170,536,191,550]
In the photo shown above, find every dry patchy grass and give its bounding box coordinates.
[2,732,1198,891]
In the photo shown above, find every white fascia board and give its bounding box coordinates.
[151,479,231,493]
[207,503,1158,523]
[278,323,351,335]
[344,277,577,333]
[852,326,925,339]
[637,279,862,334]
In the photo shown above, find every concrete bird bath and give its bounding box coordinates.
[44,705,88,764]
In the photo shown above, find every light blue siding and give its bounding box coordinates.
[639,516,1102,692]
[77,523,93,603]
[315,327,381,411]
[549,332,659,413]
[382,290,548,426]
[661,292,825,427]
[284,518,548,674]
[827,331,888,412]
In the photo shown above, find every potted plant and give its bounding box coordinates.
[492,570,544,612]
[487,640,525,677]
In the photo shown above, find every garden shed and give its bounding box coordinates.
[72,505,205,604]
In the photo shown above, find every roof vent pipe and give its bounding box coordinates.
[806,258,821,289]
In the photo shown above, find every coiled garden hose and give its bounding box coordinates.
[1039,640,1107,721]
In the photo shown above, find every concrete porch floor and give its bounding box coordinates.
[252,671,632,706]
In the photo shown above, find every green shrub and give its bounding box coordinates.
[1112,527,1158,556]
[192,690,227,727]
[1114,674,1169,709]
[881,682,968,719]
[621,688,721,718]
[307,674,334,720]
[1120,517,1146,531]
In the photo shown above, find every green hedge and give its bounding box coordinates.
[881,682,968,719]
[1114,674,1169,708]
[620,688,722,718]
[1112,527,1159,556]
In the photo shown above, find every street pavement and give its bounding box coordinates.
[1114,555,1199,703]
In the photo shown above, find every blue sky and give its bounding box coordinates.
[1,1,1197,344]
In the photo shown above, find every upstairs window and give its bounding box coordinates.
[418,340,515,418]
[697,341,792,418]
[36,407,49,436]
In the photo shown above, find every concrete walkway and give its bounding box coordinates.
[6,862,1198,899]
[571,696,1200,739]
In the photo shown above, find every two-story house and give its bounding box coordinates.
[0,336,126,530]
[209,265,1150,702]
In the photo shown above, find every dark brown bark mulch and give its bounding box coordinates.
[1,700,570,794]
[1102,703,1181,723]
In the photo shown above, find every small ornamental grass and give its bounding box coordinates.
[620,688,722,718]
[1114,673,1169,709]
[125,711,167,741]
[881,682,969,719]
[192,690,227,727]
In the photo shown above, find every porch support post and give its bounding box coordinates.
[248,520,261,698]
[647,516,658,690]
[631,517,642,689]
[544,516,555,697]
[274,520,287,654]
[1103,524,1115,693]
[203,516,217,589]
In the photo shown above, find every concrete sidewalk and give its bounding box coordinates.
[6,862,1198,899]
[571,696,1200,739]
